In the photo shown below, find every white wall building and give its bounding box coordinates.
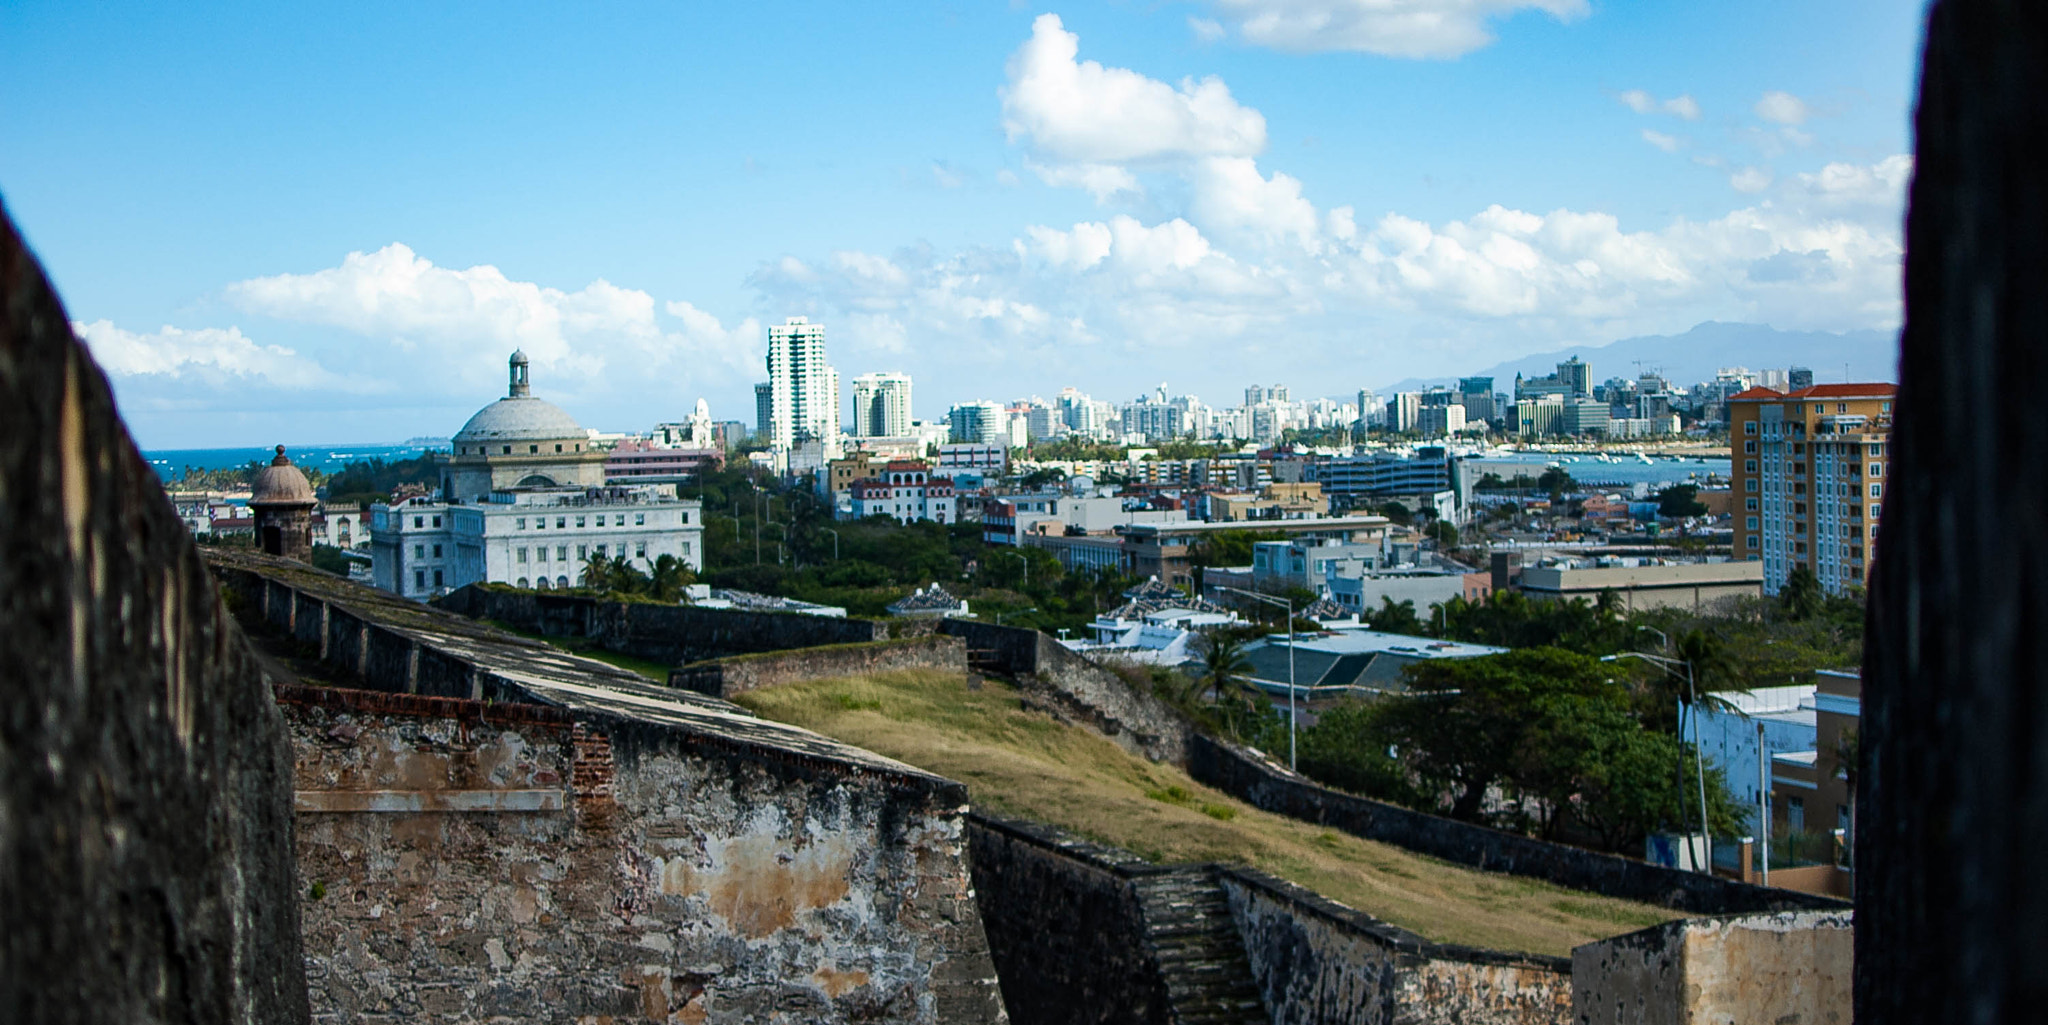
[847,461,956,525]
[766,317,840,457]
[851,372,913,438]
[372,486,702,600]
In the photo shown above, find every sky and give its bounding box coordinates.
[0,0,1928,448]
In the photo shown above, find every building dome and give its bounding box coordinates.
[250,445,316,506]
[454,396,587,443]
[452,350,585,444]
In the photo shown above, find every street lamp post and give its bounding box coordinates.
[1221,586,1297,772]
[820,527,840,561]
[1606,650,1712,874]
[1001,549,1029,587]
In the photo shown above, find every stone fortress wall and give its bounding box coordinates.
[213,552,1008,1025]
[0,205,310,1025]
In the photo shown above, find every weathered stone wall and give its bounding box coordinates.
[1571,911,1852,1025]
[437,584,888,666]
[1219,868,1571,1025]
[1190,733,1846,915]
[939,619,1191,764]
[965,817,1175,1025]
[283,683,1004,1024]
[670,635,969,698]
[215,552,1008,1024]
[1859,3,2048,1022]
[0,204,310,1021]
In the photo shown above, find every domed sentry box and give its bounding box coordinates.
[250,445,317,561]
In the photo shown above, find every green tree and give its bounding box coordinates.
[1425,519,1460,548]
[1295,699,1421,806]
[1368,597,1426,636]
[1778,566,1825,621]
[1535,466,1576,499]
[1656,484,1709,518]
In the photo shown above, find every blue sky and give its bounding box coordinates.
[0,1,1927,447]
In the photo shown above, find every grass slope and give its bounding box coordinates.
[734,669,1677,957]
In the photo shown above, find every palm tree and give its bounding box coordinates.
[1186,629,1254,707]
[648,554,694,602]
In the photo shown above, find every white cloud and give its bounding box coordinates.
[1619,89,1699,119]
[1188,156,1324,252]
[1000,13,1266,165]
[931,163,965,188]
[224,242,764,401]
[1792,154,1913,206]
[74,320,361,391]
[1730,167,1773,193]
[1755,90,1809,126]
[1641,129,1682,153]
[1189,16,1227,42]
[1207,0,1589,59]
[995,168,1021,187]
[1028,160,1142,202]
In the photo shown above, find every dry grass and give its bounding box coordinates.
[733,669,1679,958]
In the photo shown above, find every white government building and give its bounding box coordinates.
[370,351,704,600]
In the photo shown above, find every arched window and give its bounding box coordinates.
[517,577,530,588]
[535,577,551,591]
[556,575,569,589]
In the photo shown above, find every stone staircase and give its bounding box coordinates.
[1131,868,1270,1025]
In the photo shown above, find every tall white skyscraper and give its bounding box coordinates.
[765,317,840,456]
[851,372,913,437]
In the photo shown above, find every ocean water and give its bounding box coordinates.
[1467,452,1731,489]
[144,443,447,483]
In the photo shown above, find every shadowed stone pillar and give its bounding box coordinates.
[1859,2,2048,1021]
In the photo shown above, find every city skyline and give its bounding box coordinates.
[2,2,1923,447]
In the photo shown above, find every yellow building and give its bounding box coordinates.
[1728,384,1896,595]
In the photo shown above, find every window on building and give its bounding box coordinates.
[595,515,605,527]
[517,577,529,588]
[433,569,443,588]
[529,444,538,453]
[1788,796,1805,833]
[556,546,568,561]
[517,547,527,563]
[432,515,442,528]
[576,516,586,528]
[1746,536,1760,549]
[1744,421,1758,435]
[1870,464,1883,477]
[575,544,587,561]
[557,575,568,588]
[1745,459,1758,473]
[517,517,526,529]
[1838,403,1848,413]
[414,544,425,558]
[413,516,423,528]
[1745,498,1759,511]
[432,544,442,558]
[1746,479,1759,492]
[538,547,549,563]
[503,445,512,454]
[635,513,646,525]
[1744,440,1757,453]
[636,542,647,558]
[1746,516,1759,530]
[555,444,563,453]
[1870,484,1882,498]
[556,517,565,529]
[415,570,425,590]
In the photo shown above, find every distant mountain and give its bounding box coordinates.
[1375,322,1900,396]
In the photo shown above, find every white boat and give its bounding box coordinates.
[1636,453,1654,464]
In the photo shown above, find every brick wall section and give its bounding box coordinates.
[1571,911,1852,1024]
[437,584,887,666]
[1218,868,1571,1025]
[1189,733,1847,916]
[669,635,968,698]
[939,619,1192,764]
[0,205,309,1023]
[283,686,1006,1024]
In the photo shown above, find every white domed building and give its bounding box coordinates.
[443,351,608,501]
[370,352,704,601]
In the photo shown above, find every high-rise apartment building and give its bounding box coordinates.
[1385,392,1423,433]
[754,382,773,440]
[1557,357,1592,398]
[1457,377,1496,424]
[1355,389,1377,429]
[1729,384,1896,596]
[947,401,1004,445]
[765,317,840,456]
[1417,404,1466,438]
[851,372,913,438]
